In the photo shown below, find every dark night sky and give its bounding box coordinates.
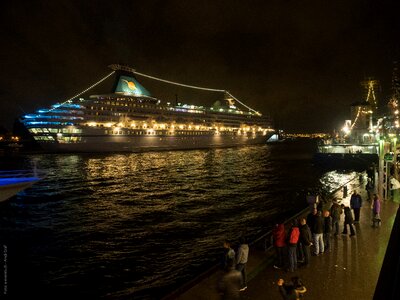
[1,0,399,132]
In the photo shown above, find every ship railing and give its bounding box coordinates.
[253,174,359,251]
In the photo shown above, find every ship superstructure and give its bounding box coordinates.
[20,65,275,152]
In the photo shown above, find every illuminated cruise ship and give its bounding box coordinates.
[20,65,275,152]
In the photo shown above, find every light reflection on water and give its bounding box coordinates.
[0,143,357,299]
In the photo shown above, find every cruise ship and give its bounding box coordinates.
[19,65,275,152]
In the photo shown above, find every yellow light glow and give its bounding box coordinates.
[342,125,350,134]
[105,123,113,128]
[88,122,97,127]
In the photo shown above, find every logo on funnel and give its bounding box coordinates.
[122,79,137,91]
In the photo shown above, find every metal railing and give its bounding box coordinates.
[162,174,361,300]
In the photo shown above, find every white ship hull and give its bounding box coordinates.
[38,132,274,153]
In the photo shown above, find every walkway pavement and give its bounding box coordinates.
[173,177,399,300]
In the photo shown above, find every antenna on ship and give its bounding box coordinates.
[108,64,262,115]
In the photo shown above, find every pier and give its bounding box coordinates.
[165,176,399,299]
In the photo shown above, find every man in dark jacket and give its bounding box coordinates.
[342,205,356,236]
[350,190,362,223]
[313,211,325,255]
[306,208,317,234]
[299,218,312,266]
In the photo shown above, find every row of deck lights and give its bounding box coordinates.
[86,121,266,131]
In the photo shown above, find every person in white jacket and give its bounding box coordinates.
[236,237,249,291]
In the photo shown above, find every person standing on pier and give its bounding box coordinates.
[366,178,374,201]
[330,199,342,235]
[371,194,381,227]
[343,185,348,198]
[299,218,312,266]
[287,220,300,272]
[236,237,249,291]
[272,223,286,270]
[306,208,317,234]
[313,211,325,255]
[222,240,236,271]
[350,190,363,223]
[342,205,356,236]
[323,211,332,251]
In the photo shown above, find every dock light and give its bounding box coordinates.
[342,125,351,134]
[130,123,136,127]
[88,122,97,127]
[105,123,113,128]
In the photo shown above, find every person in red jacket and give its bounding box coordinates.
[272,222,286,269]
[287,220,300,272]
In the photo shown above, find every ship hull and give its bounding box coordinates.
[37,133,274,153]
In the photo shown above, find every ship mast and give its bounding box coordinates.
[388,61,400,129]
[361,77,379,112]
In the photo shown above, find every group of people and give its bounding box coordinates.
[219,237,249,299]
[217,182,382,299]
[273,187,383,299]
